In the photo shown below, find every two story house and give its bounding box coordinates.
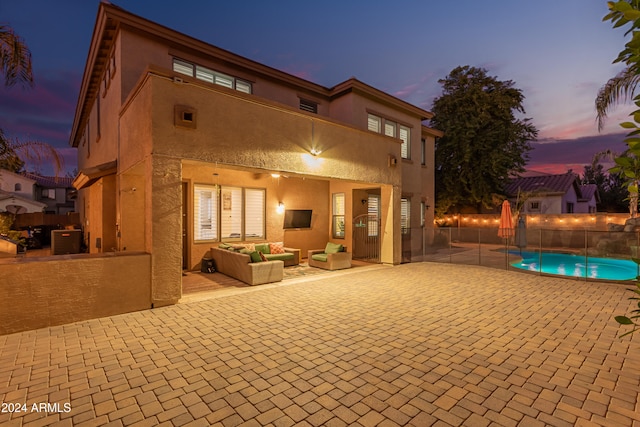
[0,169,47,214]
[70,3,442,306]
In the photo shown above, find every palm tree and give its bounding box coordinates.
[595,66,640,132]
[0,24,34,88]
[0,25,63,175]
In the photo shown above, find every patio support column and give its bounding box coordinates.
[150,155,182,306]
[380,184,401,265]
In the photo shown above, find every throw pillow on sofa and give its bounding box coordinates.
[255,243,270,254]
[269,242,285,254]
[249,251,263,263]
[259,252,268,262]
[325,242,343,254]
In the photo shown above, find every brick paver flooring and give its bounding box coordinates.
[1,263,639,426]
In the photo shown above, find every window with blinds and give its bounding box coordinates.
[194,184,217,241]
[401,198,410,234]
[368,114,381,133]
[368,195,380,237]
[221,187,242,239]
[193,185,265,241]
[399,125,410,159]
[173,58,194,76]
[245,189,265,239]
[384,121,396,138]
[332,193,345,238]
[173,58,252,94]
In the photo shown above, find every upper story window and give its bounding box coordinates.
[367,113,411,159]
[367,114,381,133]
[300,99,318,114]
[173,58,252,94]
[14,183,21,191]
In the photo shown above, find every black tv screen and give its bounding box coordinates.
[283,209,312,229]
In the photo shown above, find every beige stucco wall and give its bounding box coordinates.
[0,253,151,335]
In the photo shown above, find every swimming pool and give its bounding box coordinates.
[510,251,639,281]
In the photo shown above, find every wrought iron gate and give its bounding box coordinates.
[352,214,380,263]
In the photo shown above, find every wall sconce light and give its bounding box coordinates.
[271,173,280,178]
[277,202,285,214]
[310,148,322,156]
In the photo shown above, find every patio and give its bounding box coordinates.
[1,262,639,426]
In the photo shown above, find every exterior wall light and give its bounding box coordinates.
[310,148,321,156]
[277,202,285,214]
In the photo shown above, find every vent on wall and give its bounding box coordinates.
[174,105,197,129]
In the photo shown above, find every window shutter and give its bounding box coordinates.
[214,72,234,89]
[244,189,265,239]
[173,59,194,76]
[236,80,252,94]
[195,65,215,83]
[194,185,217,240]
[384,121,396,138]
[399,126,410,159]
[368,114,381,133]
[368,195,380,237]
[401,198,410,234]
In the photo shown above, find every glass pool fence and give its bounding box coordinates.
[423,227,640,282]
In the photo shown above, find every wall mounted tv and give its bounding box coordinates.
[283,209,312,229]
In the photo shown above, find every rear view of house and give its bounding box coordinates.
[70,3,441,306]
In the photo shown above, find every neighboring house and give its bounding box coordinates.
[506,172,599,214]
[70,3,442,306]
[0,169,46,214]
[23,173,76,214]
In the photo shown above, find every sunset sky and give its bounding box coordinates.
[0,0,635,175]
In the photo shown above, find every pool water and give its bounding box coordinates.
[510,251,639,281]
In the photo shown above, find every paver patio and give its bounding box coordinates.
[1,262,639,426]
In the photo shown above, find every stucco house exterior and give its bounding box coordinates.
[0,169,47,214]
[70,3,442,306]
[22,173,76,214]
[506,172,599,214]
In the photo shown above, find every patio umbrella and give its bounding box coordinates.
[498,200,514,239]
[515,216,527,250]
[498,200,514,268]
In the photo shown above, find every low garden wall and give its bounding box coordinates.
[0,252,152,335]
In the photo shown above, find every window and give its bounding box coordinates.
[173,58,194,76]
[367,114,381,133]
[332,193,345,238]
[368,195,380,237]
[174,59,252,94]
[14,183,21,191]
[300,99,318,114]
[235,80,252,94]
[194,185,265,242]
[401,198,410,234]
[384,121,396,138]
[566,202,574,213]
[529,201,540,211]
[245,189,265,239]
[42,189,55,199]
[399,125,410,159]
[194,184,218,241]
[221,187,243,239]
[421,139,426,165]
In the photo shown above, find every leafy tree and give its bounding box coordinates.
[431,66,538,213]
[582,151,628,212]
